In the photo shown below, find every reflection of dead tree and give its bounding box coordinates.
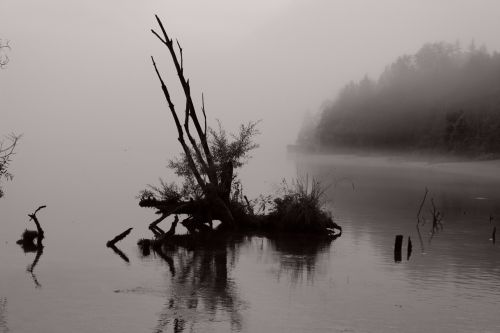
[429,198,443,235]
[0,39,10,68]
[416,188,428,253]
[416,187,428,227]
[27,246,44,288]
[415,188,443,246]
[141,240,244,332]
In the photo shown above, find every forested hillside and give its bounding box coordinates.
[312,42,500,156]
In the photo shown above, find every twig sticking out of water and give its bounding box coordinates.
[28,205,46,240]
[106,228,133,247]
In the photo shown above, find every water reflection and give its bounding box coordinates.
[138,233,336,332]
[140,238,245,332]
[258,235,332,284]
[17,236,44,288]
[109,245,130,264]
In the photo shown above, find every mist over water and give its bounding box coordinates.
[2,1,500,332]
[1,153,500,332]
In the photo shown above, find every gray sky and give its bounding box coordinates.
[2,0,500,204]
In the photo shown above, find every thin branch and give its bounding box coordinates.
[184,98,210,176]
[202,93,207,136]
[106,227,133,247]
[28,205,46,238]
[151,29,167,45]
[176,39,183,71]
[151,56,206,190]
[153,15,218,185]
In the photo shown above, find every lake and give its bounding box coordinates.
[1,153,499,332]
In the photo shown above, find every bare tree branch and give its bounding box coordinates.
[202,93,207,136]
[151,56,207,190]
[152,15,218,185]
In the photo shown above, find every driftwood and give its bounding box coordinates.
[106,228,133,263]
[17,205,46,248]
[106,227,133,247]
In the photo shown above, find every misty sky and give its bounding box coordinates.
[2,0,500,211]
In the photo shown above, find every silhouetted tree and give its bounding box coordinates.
[140,16,260,232]
[139,16,341,240]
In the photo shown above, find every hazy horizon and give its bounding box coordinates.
[2,0,500,206]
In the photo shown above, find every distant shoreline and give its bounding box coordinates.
[289,150,500,182]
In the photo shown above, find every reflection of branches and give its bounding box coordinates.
[415,188,443,248]
[109,245,130,264]
[429,198,443,243]
[416,224,425,254]
[27,245,44,288]
[141,240,244,333]
[416,187,428,227]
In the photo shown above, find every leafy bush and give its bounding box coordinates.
[267,176,335,232]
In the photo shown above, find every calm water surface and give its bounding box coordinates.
[1,153,499,332]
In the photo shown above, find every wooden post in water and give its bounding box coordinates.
[394,235,403,263]
[492,227,496,245]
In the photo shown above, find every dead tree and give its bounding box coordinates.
[149,15,235,230]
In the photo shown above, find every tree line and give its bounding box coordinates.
[306,41,500,157]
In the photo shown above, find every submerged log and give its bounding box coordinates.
[106,228,133,247]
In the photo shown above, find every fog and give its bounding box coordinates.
[2,1,500,205]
